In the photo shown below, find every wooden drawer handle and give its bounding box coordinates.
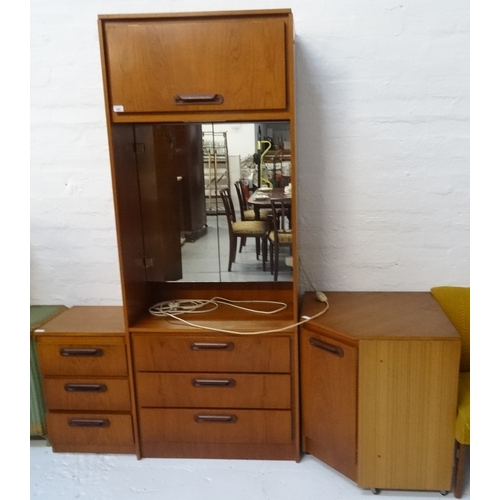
[60,348,103,357]
[192,378,236,388]
[190,342,234,351]
[194,414,238,424]
[64,383,107,393]
[68,418,110,428]
[174,94,224,105]
[309,337,344,357]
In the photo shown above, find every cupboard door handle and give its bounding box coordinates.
[60,348,103,357]
[174,94,224,105]
[190,342,234,351]
[64,383,107,393]
[68,418,110,428]
[192,378,236,388]
[309,337,344,357]
[194,414,237,424]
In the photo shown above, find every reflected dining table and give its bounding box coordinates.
[247,187,292,221]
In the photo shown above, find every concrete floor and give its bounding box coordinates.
[30,440,470,500]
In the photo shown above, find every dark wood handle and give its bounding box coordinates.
[68,418,110,428]
[64,383,107,393]
[194,414,238,424]
[192,378,236,388]
[309,337,344,357]
[190,342,234,351]
[174,94,224,105]
[60,348,103,357]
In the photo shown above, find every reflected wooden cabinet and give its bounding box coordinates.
[98,9,299,461]
[300,292,461,493]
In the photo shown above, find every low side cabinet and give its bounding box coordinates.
[34,306,135,454]
[300,292,461,493]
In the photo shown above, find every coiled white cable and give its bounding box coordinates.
[148,294,329,335]
[149,297,287,317]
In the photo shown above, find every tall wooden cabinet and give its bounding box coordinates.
[98,9,299,460]
[300,292,461,493]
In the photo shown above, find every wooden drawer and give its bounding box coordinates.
[46,412,134,452]
[37,337,128,376]
[102,16,288,116]
[139,408,292,445]
[42,377,131,411]
[133,334,291,373]
[136,372,290,409]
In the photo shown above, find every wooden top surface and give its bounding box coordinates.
[130,301,296,335]
[301,292,459,341]
[33,306,125,336]
[98,9,292,21]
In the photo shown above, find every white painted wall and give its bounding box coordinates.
[30,0,470,306]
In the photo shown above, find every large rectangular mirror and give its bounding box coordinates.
[132,121,293,283]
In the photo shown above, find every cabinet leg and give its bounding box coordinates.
[370,488,380,495]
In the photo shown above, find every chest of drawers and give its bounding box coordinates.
[132,331,297,459]
[34,307,135,454]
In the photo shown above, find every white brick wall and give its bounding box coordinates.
[30,0,470,305]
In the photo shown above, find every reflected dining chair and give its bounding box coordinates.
[431,286,470,498]
[234,180,271,219]
[267,198,293,281]
[219,188,268,272]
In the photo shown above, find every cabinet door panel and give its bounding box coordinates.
[103,17,287,114]
[300,328,358,481]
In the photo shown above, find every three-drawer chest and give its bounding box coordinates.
[34,306,135,454]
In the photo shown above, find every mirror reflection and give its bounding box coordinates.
[154,121,293,283]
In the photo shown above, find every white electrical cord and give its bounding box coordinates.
[149,297,287,317]
[148,294,329,335]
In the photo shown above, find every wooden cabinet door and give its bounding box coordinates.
[300,328,358,481]
[102,16,288,114]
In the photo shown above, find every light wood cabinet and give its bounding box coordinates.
[34,307,135,454]
[300,292,461,493]
[97,9,299,461]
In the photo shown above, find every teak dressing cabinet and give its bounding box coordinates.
[97,9,300,460]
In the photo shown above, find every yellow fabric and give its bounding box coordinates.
[244,209,270,220]
[232,220,267,235]
[455,372,470,445]
[269,230,293,244]
[430,286,470,372]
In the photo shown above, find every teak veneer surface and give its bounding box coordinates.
[33,306,125,336]
[130,301,296,333]
[302,292,459,341]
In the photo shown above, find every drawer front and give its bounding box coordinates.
[37,338,128,376]
[136,373,290,409]
[43,378,131,411]
[46,412,134,447]
[139,408,292,445]
[133,334,291,373]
